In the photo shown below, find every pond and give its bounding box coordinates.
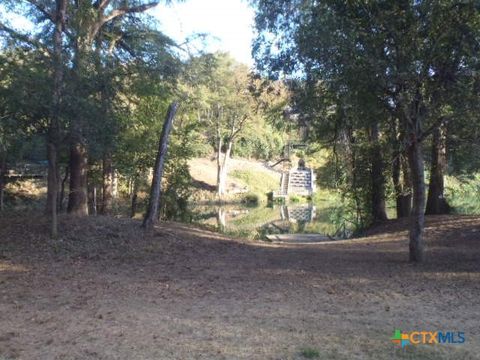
[189,203,354,241]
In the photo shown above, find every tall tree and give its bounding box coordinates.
[46,0,67,237]
[425,125,450,215]
[253,0,480,262]
[191,54,259,197]
[64,0,163,215]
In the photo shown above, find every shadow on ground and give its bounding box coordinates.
[0,214,479,359]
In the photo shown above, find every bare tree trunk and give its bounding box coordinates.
[46,145,60,214]
[47,142,59,236]
[59,165,69,211]
[217,207,226,232]
[67,142,88,216]
[217,140,232,197]
[392,153,402,216]
[426,125,450,215]
[0,149,6,212]
[370,122,388,223]
[393,154,412,218]
[101,154,113,214]
[67,33,89,217]
[46,0,67,238]
[391,119,411,218]
[400,156,413,216]
[142,102,179,230]
[130,177,139,218]
[216,136,223,196]
[112,170,118,199]
[88,177,97,216]
[343,129,364,227]
[408,137,426,263]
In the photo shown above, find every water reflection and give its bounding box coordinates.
[191,204,348,240]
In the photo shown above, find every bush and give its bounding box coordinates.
[242,193,259,205]
[445,174,480,214]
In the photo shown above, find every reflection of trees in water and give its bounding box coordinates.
[217,207,226,232]
[192,204,353,239]
[193,204,322,237]
[214,205,317,233]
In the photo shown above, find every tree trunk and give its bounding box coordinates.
[130,177,139,218]
[47,142,59,237]
[46,143,60,214]
[393,154,412,218]
[400,156,413,216]
[142,102,179,229]
[392,153,402,216]
[426,125,450,215]
[342,129,364,226]
[68,28,90,217]
[112,170,118,199]
[88,178,97,216]
[217,207,226,232]
[101,154,113,214]
[216,136,224,196]
[59,166,69,211]
[408,137,426,263]
[217,140,232,197]
[46,0,67,238]
[67,142,89,216]
[0,149,6,212]
[370,122,388,223]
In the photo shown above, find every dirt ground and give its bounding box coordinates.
[1,214,479,360]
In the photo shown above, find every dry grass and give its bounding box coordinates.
[188,157,280,200]
[0,214,479,359]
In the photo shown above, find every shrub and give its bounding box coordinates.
[300,347,320,359]
[242,193,259,205]
[289,194,302,203]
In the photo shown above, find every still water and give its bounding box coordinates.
[189,203,353,241]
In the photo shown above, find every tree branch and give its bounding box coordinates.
[24,0,55,22]
[102,2,159,25]
[23,0,76,41]
[0,22,51,55]
[230,115,249,141]
[94,0,112,11]
[419,117,448,143]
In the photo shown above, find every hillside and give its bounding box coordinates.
[1,214,479,359]
[188,157,281,197]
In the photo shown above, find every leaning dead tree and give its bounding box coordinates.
[142,102,179,230]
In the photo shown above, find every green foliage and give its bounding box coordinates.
[161,161,193,221]
[253,0,480,233]
[234,124,284,160]
[288,194,302,203]
[300,347,320,359]
[241,193,259,206]
[310,190,357,237]
[180,52,286,161]
[445,174,480,215]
